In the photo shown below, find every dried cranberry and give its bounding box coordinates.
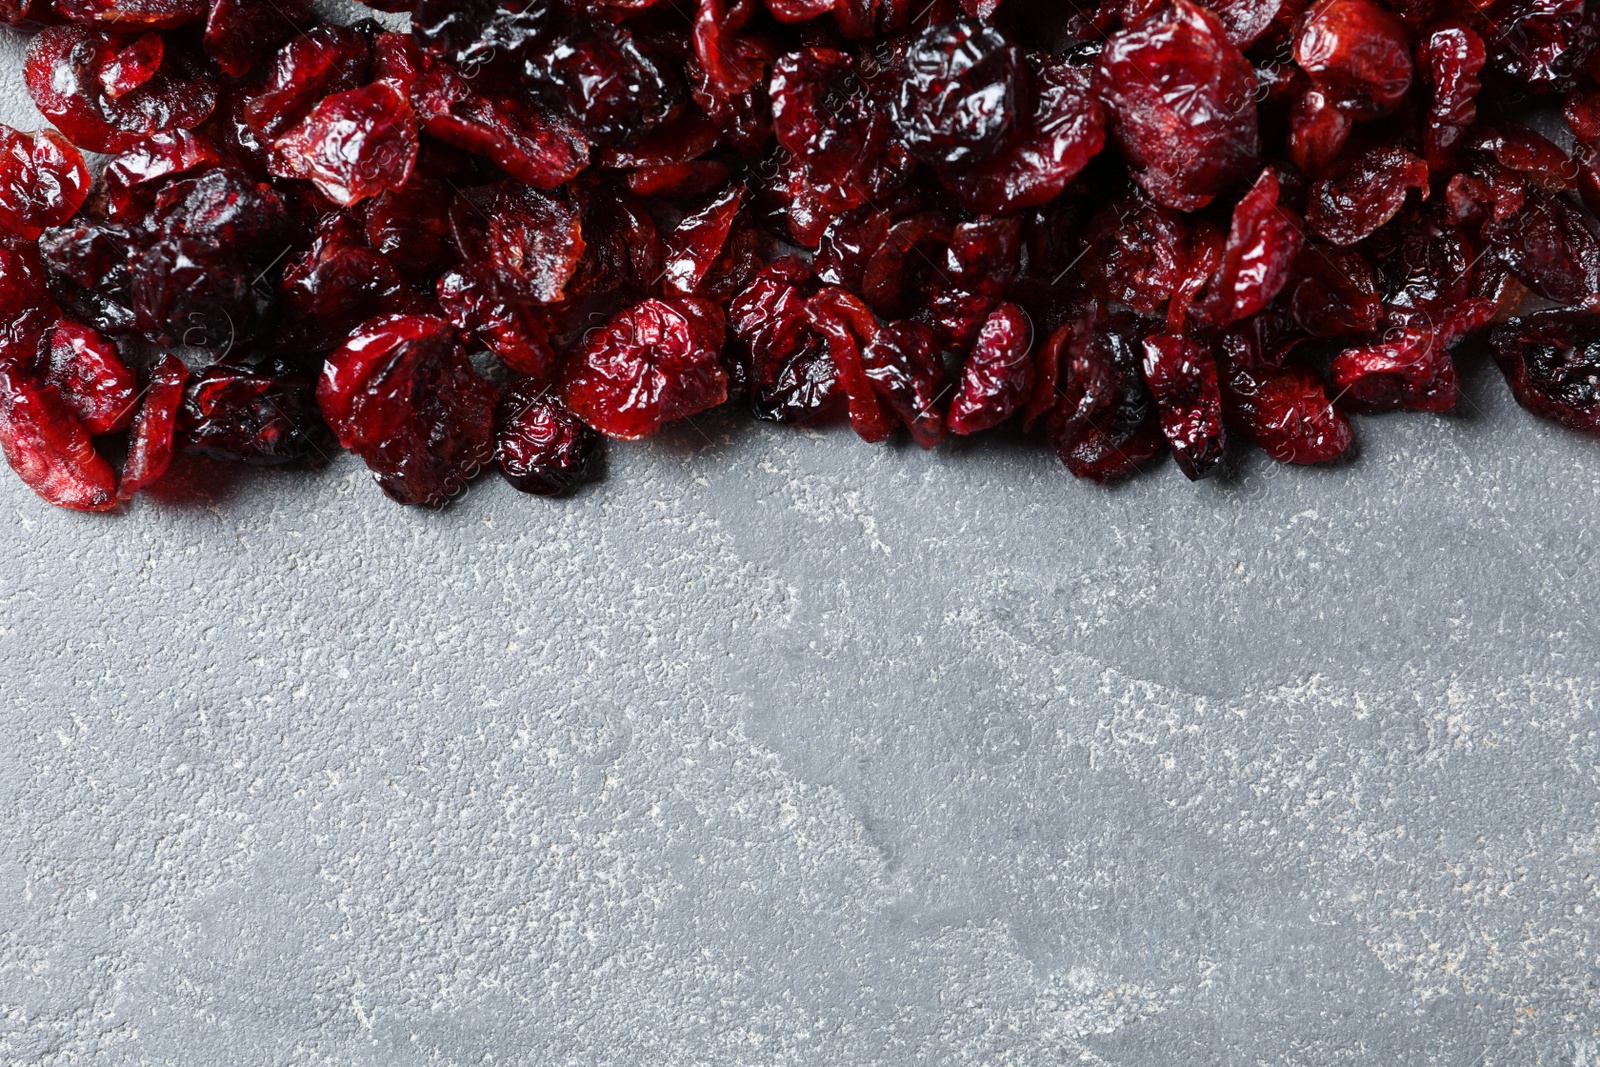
[1050,315,1166,483]
[807,287,893,443]
[1330,327,1458,412]
[1289,240,1381,336]
[1199,168,1304,324]
[413,65,589,189]
[450,183,585,307]
[1218,352,1353,463]
[318,314,497,504]
[1482,193,1600,306]
[563,297,728,439]
[25,24,216,154]
[496,378,601,496]
[0,126,89,240]
[363,177,458,287]
[32,319,137,436]
[948,302,1033,435]
[279,218,419,354]
[1294,0,1413,119]
[728,260,844,426]
[181,359,327,466]
[0,235,61,361]
[663,184,748,297]
[861,320,945,448]
[0,363,117,511]
[1140,333,1225,480]
[1304,146,1428,246]
[1417,21,1484,173]
[203,0,312,78]
[270,82,418,208]
[890,20,1021,168]
[1098,0,1260,210]
[1080,192,1187,313]
[1490,309,1600,434]
[117,352,185,499]
[95,130,218,221]
[54,0,204,29]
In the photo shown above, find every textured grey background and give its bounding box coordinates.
[3,14,1600,1067]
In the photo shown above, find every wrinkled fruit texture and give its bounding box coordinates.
[0,0,1594,514]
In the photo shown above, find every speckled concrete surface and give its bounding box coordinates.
[2,17,1600,1067]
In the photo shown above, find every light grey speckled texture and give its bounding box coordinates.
[2,15,1600,1067]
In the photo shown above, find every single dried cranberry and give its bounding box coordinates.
[1097,0,1260,210]
[860,212,954,319]
[1304,146,1429,246]
[1140,333,1225,480]
[1199,169,1304,324]
[1417,22,1484,172]
[451,183,585,307]
[563,297,728,439]
[1209,0,1285,46]
[203,0,311,77]
[1330,328,1458,412]
[1289,240,1382,336]
[1080,192,1187,313]
[0,126,89,241]
[37,220,132,337]
[437,270,555,380]
[0,363,117,511]
[770,48,907,218]
[1025,305,1110,436]
[945,216,1022,296]
[496,378,600,496]
[117,352,185,499]
[663,184,747,297]
[25,24,217,154]
[1287,90,1356,174]
[1294,0,1413,119]
[939,59,1105,214]
[693,0,766,101]
[412,0,565,74]
[543,19,686,146]
[319,315,497,504]
[97,31,163,98]
[948,302,1033,435]
[1482,193,1600,306]
[1047,313,1165,483]
[0,235,61,361]
[1218,354,1353,463]
[728,260,844,426]
[235,25,369,156]
[890,20,1021,168]
[1465,120,1577,193]
[271,82,418,208]
[1490,309,1600,434]
[32,319,137,435]
[807,287,893,443]
[279,218,419,354]
[181,359,326,466]
[815,208,892,293]
[861,320,945,448]
[413,66,589,189]
[363,177,458,287]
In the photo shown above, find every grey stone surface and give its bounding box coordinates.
[2,18,1600,1067]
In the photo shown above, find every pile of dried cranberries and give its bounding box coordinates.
[1,0,1599,511]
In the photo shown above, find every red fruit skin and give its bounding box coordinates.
[450,183,586,308]
[96,130,218,221]
[1330,328,1458,413]
[1141,334,1225,480]
[437,271,555,381]
[0,126,89,241]
[1080,192,1187,313]
[1199,169,1304,325]
[562,298,729,440]
[25,24,217,154]
[1287,89,1355,174]
[413,66,589,190]
[1482,193,1600,306]
[496,379,601,496]
[662,184,747,297]
[1295,0,1414,119]
[1289,240,1382,337]
[1218,357,1353,463]
[1050,316,1166,484]
[728,260,845,426]
[234,24,369,162]
[203,0,312,78]
[806,287,893,443]
[1097,0,1260,211]
[180,361,326,466]
[0,236,60,364]
[33,320,138,436]
[861,321,945,449]
[271,82,418,208]
[98,31,162,98]
[117,352,186,499]
[0,364,116,511]
[1490,310,1600,435]
[1305,146,1429,246]
[1418,22,1485,172]
[948,302,1034,436]
[53,0,205,28]
[318,314,498,506]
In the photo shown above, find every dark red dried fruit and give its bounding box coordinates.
[1141,333,1225,479]
[0,126,89,241]
[663,184,747,297]
[890,20,1021,168]
[1098,0,1260,210]
[1330,327,1458,412]
[117,352,185,499]
[412,65,589,189]
[54,0,204,29]
[563,297,728,439]
[728,259,844,426]
[1289,240,1382,336]
[318,314,496,504]
[32,319,137,435]
[181,359,326,466]
[271,82,418,207]
[1199,169,1304,324]
[1482,193,1600,306]
[496,378,601,496]
[861,320,945,448]
[25,24,217,154]
[1294,0,1413,119]
[451,183,585,307]
[203,0,311,78]
[96,129,217,221]
[807,287,893,443]
[1417,22,1484,172]
[1050,315,1166,483]
[0,363,117,511]
[1218,352,1353,463]
[1305,146,1429,245]
[948,302,1033,435]
[1080,192,1187,314]
[1490,309,1600,434]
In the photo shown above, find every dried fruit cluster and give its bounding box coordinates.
[1,0,1599,511]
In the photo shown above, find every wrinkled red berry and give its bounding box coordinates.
[117,352,185,499]
[1141,333,1225,479]
[0,363,117,512]
[1491,310,1600,434]
[0,126,89,241]
[271,82,418,208]
[32,319,137,436]
[948,302,1033,435]
[563,297,728,439]
[496,378,601,496]
[1200,169,1304,324]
